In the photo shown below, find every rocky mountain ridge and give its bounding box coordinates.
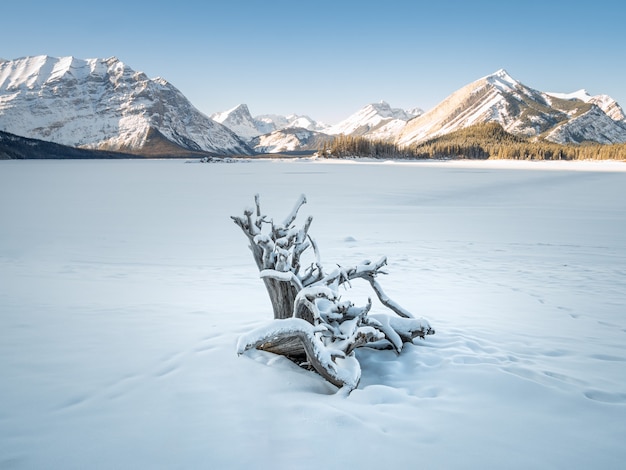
[220,71,626,151]
[396,69,626,147]
[250,128,332,154]
[325,101,423,139]
[211,103,328,144]
[0,55,252,156]
[1,55,625,157]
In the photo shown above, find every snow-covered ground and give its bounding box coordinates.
[1,158,625,469]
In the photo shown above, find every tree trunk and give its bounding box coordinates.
[262,278,299,320]
[232,194,434,390]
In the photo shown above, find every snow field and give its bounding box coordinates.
[0,158,625,469]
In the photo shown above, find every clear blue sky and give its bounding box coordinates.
[2,0,625,124]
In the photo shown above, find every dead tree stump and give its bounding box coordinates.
[233,194,434,390]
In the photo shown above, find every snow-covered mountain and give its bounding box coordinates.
[255,113,329,133]
[396,69,626,146]
[0,55,252,156]
[249,128,331,154]
[210,104,273,142]
[544,105,626,144]
[211,104,329,143]
[546,89,626,122]
[327,101,423,139]
[2,57,624,156]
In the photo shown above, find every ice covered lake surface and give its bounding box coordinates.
[1,158,625,469]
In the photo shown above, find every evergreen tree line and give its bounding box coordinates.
[320,135,421,159]
[321,123,626,161]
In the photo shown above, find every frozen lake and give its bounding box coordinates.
[1,158,625,468]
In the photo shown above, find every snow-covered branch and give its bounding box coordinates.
[232,194,435,390]
[260,269,304,290]
[236,318,361,389]
[282,193,307,228]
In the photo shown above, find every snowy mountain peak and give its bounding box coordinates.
[546,89,592,102]
[210,104,269,141]
[273,113,328,132]
[327,101,421,137]
[211,104,252,124]
[48,56,86,83]
[367,101,396,117]
[233,103,250,113]
[490,68,510,78]
[546,89,626,122]
[227,103,252,116]
[212,105,329,142]
[406,106,425,117]
[0,55,252,155]
[397,69,626,146]
[574,88,591,101]
[250,127,331,153]
[484,68,520,93]
[0,55,127,92]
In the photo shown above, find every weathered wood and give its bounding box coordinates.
[263,277,299,320]
[232,194,434,390]
[236,317,361,389]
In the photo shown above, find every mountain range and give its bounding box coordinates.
[0,55,252,156]
[1,55,625,158]
[396,69,626,147]
[325,101,423,139]
[210,104,328,142]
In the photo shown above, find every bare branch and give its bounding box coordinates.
[260,269,303,290]
[282,193,307,228]
[309,235,321,267]
[253,234,276,270]
[254,193,261,217]
[321,257,388,287]
[292,215,314,275]
[367,278,414,319]
[230,215,247,233]
[300,234,324,287]
[244,209,259,236]
[319,257,415,319]
[370,314,434,342]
